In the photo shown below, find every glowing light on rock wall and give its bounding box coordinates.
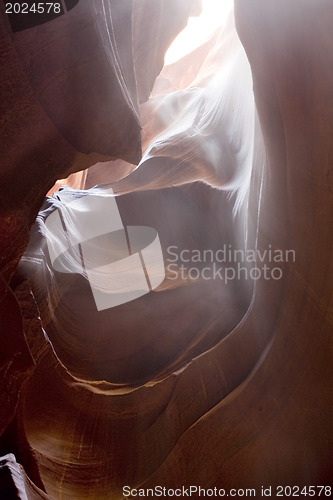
[165,0,233,65]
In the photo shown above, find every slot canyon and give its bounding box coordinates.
[0,0,332,498]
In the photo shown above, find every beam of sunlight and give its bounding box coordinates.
[165,0,234,65]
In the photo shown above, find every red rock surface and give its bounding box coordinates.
[0,1,332,498]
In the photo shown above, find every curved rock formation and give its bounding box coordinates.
[1,0,332,498]
[0,0,199,438]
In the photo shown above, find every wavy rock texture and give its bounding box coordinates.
[1,0,333,498]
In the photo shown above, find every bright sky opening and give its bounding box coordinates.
[165,0,234,65]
